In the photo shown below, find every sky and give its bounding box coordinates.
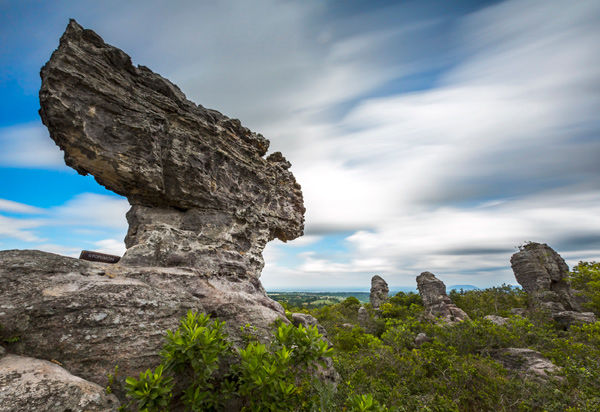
[1,0,599,291]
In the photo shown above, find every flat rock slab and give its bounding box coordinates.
[0,353,120,412]
[0,249,286,403]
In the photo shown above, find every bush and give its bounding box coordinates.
[569,261,600,315]
[123,311,332,412]
[449,284,528,318]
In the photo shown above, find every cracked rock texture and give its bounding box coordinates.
[0,20,323,410]
[416,271,469,323]
[0,250,287,404]
[511,243,596,326]
[0,353,119,412]
[39,19,304,273]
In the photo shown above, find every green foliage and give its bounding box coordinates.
[106,365,119,394]
[449,284,528,318]
[124,364,173,412]
[316,284,600,412]
[570,261,600,315]
[234,321,332,411]
[160,311,232,410]
[124,311,333,412]
[379,292,423,320]
[346,393,387,412]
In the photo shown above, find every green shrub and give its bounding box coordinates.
[124,365,173,412]
[569,261,600,315]
[123,311,333,412]
[449,284,527,318]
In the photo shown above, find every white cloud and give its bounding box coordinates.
[92,238,127,256]
[0,194,128,255]
[0,122,66,169]
[0,215,45,242]
[0,198,46,214]
[50,193,129,230]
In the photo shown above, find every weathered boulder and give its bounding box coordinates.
[0,353,120,412]
[484,315,510,326]
[414,333,431,347]
[510,243,580,313]
[291,313,327,338]
[0,19,330,410]
[39,19,304,274]
[0,250,286,402]
[553,311,597,329]
[416,271,469,323]
[357,306,369,326]
[491,348,562,381]
[370,275,389,309]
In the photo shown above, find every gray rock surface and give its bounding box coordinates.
[370,275,389,309]
[511,243,580,312]
[484,315,510,326]
[491,348,561,381]
[0,353,120,412]
[0,250,286,402]
[414,333,431,347]
[39,19,304,273]
[416,271,469,323]
[1,20,334,410]
[291,313,327,337]
[553,311,597,329]
[357,306,369,326]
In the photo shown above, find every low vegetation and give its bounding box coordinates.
[124,263,600,411]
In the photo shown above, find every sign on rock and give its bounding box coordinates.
[79,250,121,264]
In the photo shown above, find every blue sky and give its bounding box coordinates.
[1,0,600,291]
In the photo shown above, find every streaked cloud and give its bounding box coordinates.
[1,0,599,290]
[0,198,46,214]
[0,122,66,169]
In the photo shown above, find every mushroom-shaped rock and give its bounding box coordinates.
[416,271,469,323]
[370,275,389,309]
[510,243,580,312]
[39,20,304,276]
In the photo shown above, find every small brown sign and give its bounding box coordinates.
[79,250,121,264]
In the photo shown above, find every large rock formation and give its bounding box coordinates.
[369,275,389,309]
[511,242,596,326]
[511,243,579,312]
[39,19,304,274]
[0,20,321,410]
[416,271,469,323]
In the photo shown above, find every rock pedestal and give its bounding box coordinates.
[0,20,328,410]
[416,271,469,323]
[511,242,596,326]
[370,275,389,309]
[39,19,304,275]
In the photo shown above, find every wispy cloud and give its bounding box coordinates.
[0,122,66,169]
[0,198,46,214]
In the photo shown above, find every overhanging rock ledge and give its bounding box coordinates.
[0,19,323,411]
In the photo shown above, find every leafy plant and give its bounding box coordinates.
[124,311,333,411]
[569,261,600,315]
[346,393,388,412]
[124,364,173,411]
